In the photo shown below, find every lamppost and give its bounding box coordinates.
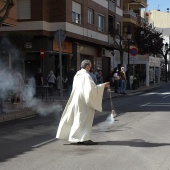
[164,42,169,82]
[126,30,132,89]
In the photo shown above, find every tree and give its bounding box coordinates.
[110,29,127,67]
[0,0,14,27]
[133,26,164,55]
[133,26,170,82]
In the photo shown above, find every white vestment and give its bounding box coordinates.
[56,69,105,143]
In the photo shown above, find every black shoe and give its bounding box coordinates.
[77,142,85,145]
[83,140,98,145]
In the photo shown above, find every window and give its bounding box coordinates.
[108,15,115,33]
[72,1,81,24]
[88,8,94,24]
[117,22,121,35]
[98,14,105,32]
[17,0,31,19]
[117,0,121,7]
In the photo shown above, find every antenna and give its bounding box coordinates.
[157,4,160,11]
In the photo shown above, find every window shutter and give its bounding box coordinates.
[72,1,81,14]
[17,0,31,19]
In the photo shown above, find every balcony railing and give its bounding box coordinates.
[123,10,137,18]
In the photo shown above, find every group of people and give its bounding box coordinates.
[34,68,76,97]
[89,68,103,85]
[113,67,127,94]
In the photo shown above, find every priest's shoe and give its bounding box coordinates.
[83,140,98,145]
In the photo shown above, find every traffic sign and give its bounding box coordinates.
[130,47,138,57]
[54,29,66,43]
[40,48,45,57]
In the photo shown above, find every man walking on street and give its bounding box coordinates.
[56,59,110,145]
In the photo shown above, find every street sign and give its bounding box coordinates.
[40,48,45,57]
[54,29,66,43]
[130,47,138,57]
[54,29,66,102]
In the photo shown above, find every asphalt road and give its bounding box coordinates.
[0,85,170,170]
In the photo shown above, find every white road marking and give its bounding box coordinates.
[162,95,170,98]
[146,105,170,106]
[141,103,170,107]
[32,138,57,148]
[128,92,143,96]
[140,102,150,107]
[20,115,36,119]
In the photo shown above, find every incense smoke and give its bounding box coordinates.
[0,36,63,116]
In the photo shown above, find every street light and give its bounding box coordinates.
[126,30,132,89]
[164,42,169,82]
[165,42,168,50]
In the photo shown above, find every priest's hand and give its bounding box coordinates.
[104,82,110,88]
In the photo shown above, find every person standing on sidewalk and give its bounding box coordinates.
[113,68,120,93]
[66,67,76,97]
[89,68,97,84]
[47,70,57,95]
[120,67,127,94]
[56,59,110,145]
[35,68,43,86]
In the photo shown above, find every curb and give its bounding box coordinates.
[0,109,37,123]
[0,82,169,123]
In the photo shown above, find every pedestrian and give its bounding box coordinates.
[56,74,65,94]
[113,68,120,93]
[47,70,56,87]
[35,68,43,86]
[119,67,127,94]
[89,68,97,84]
[47,70,57,95]
[13,71,25,104]
[66,67,76,97]
[56,59,110,145]
[96,70,103,84]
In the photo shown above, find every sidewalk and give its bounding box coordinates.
[0,81,169,123]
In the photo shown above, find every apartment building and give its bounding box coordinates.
[113,0,162,86]
[143,9,170,81]
[0,0,123,83]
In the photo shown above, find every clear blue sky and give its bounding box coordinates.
[147,0,170,12]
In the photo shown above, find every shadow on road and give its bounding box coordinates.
[98,139,170,147]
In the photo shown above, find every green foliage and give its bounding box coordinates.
[133,26,164,55]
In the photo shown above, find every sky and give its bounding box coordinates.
[147,0,170,12]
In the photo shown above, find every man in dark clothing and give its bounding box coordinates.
[35,68,43,86]
[67,67,76,97]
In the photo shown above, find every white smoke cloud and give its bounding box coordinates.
[0,36,63,116]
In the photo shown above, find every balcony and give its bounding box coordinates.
[123,10,138,26]
[129,0,147,9]
[137,15,147,26]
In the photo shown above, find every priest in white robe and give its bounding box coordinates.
[56,60,110,145]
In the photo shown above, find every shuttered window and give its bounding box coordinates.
[17,0,31,19]
[72,1,81,24]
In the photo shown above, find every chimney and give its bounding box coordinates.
[167,8,169,13]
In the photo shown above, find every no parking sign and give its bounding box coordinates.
[130,47,138,57]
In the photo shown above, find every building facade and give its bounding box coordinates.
[0,0,123,84]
